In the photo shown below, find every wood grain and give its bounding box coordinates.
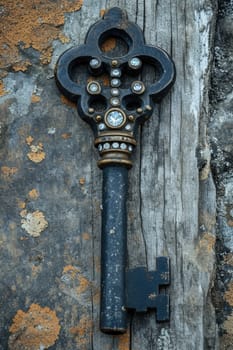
[0,0,219,349]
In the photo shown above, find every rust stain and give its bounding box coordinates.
[100,9,106,17]
[198,232,216,253]
[101,37,117,52]
[117,328,130,350]
[224,253,233,266]
[60,95,76,109]
[224,282,233,306]
[27,139,46,163]
[82,232,90,240]
[31,94,41,103]
[79,177,85,185]
[69,315,93,348]
[220,333,233,349]
[87,74,110,86]
[223,313,233,335]
[31,264,42,277]
[0,0,83,73]
[0,80,8,96]
[1,166,18,178]
[61,132,72,139]
[8,303,60,350]
[28,188,39,200]
[20,210,48,237]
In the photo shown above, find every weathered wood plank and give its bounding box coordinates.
[0,0,218,349]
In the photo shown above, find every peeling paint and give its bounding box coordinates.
[0,0,83,73]
[20,210,48,237]
[8,303,60,350]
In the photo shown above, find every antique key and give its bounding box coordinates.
[55,7,175,334]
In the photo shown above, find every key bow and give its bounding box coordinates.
[55,7,175,168]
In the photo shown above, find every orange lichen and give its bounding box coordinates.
[62,265,90,294]
[12,60,32,72]
[224,283,233,306]
[1,166,18,178]
[101,37,117,52]
[69,316,92,348]
[118,328,130,350]
[60,95,76,108]
[0,0,83,72]
[76,273,90,294]
[20,210,48,237]
[8,303,60,350]
[31,94,41,103]
[26,136,34,145]
[58,33,70,44]
[27,141,46,163]
[79,177,85,185]
[17,200,26,209]
[28,189,39,200]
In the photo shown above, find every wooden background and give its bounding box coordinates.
[0,0,221,349]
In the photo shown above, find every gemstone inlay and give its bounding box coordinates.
[98,144,103,151]
[110,97,120,106]
[111,88,120,96]
[98,123,106,131]
[120,143,127,150]
[89,58,100,68]
[112,142,120,149]
[105,109,125,128]
[111,78,121,87]
[131,81,145,94]
[129,57,142,69]
[111,69,121,77]
[103,143,110,150]
[87,81,101,94]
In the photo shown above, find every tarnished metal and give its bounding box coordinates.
[55,7,175,334]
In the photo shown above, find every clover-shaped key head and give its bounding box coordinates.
[55,7,175,168]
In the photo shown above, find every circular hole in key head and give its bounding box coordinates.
[122,95,142,111]
[99,30,132,58]
[89,95,107,112]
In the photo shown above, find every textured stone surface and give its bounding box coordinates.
[210,1,233,349]
[0,0,220,349]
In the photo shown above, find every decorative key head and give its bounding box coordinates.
[55,7,175,168]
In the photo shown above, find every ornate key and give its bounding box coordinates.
[55,7,175,334]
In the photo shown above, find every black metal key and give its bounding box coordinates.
[55,7,175,334]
